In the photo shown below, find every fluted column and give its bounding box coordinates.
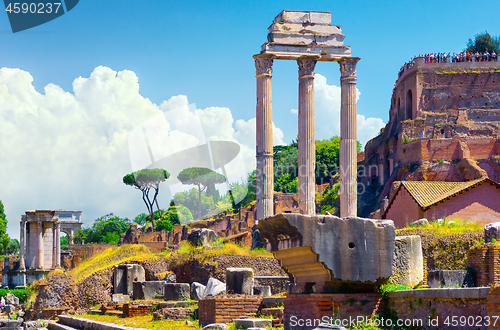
[297,56,318,215]
[19,219,25,271]
[52,222,57,269]
[339,57,360,218]
[254,54,274,221]
[56,221,61,269]
[37,220,44,269]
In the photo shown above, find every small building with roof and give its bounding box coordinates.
[383,178,500,227]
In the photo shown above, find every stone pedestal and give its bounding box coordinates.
[389,235,424,288]
[339,58,360,218]
[164,283,190,301]
[254,54,274,221]
[226,267,254,295]
[297,56,317,215]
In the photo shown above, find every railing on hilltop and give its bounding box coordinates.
[395,54,500,87]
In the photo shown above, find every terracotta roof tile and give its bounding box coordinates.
[401,178,487,209]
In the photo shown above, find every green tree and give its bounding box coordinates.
[60,236,68,250]
[123,168,170,228]
[174,188,215,220]
[155,212,175,232]
[168,205,193,224]
[316,137,341,185]
[177,167,226,219]
[0,201,9,254]
[5,239,19,255]
[465,31,500,54]
[133,213,149,226]
[273,137,362,192]
[73,213,131,244]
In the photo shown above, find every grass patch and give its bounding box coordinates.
[163,239,272,264]
[397,218,483,237]
[69,244,158,284]
[75,314,199,330]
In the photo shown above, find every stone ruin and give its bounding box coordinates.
[257,213,423,291]
[2,210,82,288]
[254,10,359,220]
[253,10,424,295]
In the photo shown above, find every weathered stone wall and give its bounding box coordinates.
[361,60,500,217]
[283,293,384,330]
[77,268,114,309]
[33,272,79,317]
[389,288,489,330]
[169,254,287,294]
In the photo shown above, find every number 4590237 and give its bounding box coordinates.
[5,2,62,14]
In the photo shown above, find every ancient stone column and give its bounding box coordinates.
[52,222,57,269]
[56,221,61,269]
[37,220,44,269]
[254,54,274,221]
[297,56,318,215]
[339,57,360,218]
[19,219,26,271]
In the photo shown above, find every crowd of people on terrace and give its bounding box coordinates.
[397,51,498,80]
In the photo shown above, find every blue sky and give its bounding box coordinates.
[0,0,499,237]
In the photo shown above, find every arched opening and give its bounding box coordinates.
[61,231,69,249]
[406,90,413,120]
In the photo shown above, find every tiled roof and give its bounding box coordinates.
[401,178,494,210]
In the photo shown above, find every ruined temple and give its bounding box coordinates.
[360,57,500,217]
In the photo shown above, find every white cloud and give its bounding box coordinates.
[291,73,385,147]
[0,66,278,237]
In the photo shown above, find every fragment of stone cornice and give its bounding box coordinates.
[260,10,352,61]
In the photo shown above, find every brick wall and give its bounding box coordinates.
[198,295,263,327]
[488,286,500,330]
[283,293,384,330]
[468,244,500,287]
[122,302,155,317]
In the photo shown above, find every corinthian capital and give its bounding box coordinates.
[297,57,317,78]
[339,57,360,83]
[254,55,274,77]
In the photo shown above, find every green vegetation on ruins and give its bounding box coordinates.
[69,244,156,283]
[396,218,483,270]
[67,239,272,285]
